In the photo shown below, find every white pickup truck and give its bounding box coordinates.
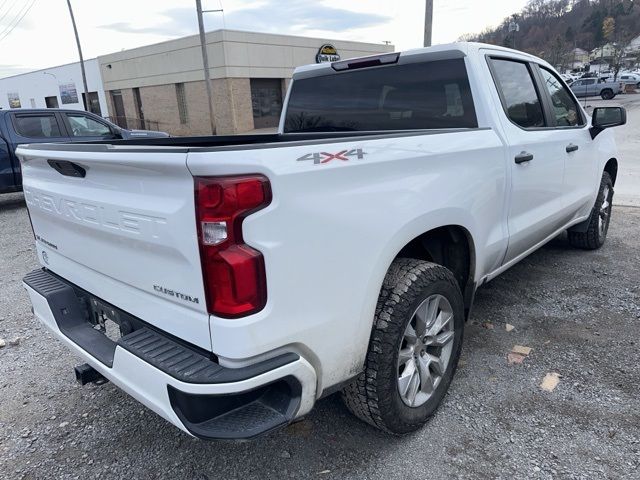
[19,43,625,439]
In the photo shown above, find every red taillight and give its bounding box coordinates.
[195,175,271,318]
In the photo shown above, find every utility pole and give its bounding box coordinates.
[424,0,433,47]
[508,16,520,50]
[66,0,89,111]
[195,0,219,135]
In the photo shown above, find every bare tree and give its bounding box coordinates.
[602,15,636,79]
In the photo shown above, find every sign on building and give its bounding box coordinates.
[316,44,340,63]
[59,82,79,104]
[7,92,20,108]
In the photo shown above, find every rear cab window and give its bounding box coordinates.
[12,114,64,138]
[284,58,478,133]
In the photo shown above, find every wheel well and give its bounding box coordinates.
[604,158,618,186]
[395,225,476,315]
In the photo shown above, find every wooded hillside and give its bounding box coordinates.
[463,0,639,67]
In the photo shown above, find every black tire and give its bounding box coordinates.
[568,171,613,250]
[601,89,614,100]
[341,258,464,434]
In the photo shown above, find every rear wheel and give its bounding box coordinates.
[568,171,613,250]
[341,258,464,434]
[601,89,614,100]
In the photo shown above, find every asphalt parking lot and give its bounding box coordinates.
[1,98,640,479]
[583,93,640,207]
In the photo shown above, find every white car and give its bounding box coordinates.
[18,43,625,439]
[618,72,640,87]
[560,73,574,83]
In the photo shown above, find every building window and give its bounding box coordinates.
[250,79,283,129]
[82,92,102,116]
[132,87,144,121]
[109,90,127,129]
[175,83,188,124]
[45,96,59,108]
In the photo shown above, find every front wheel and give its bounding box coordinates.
[341,258,464,434]
[568,171,613,249]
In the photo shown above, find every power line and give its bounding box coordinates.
[0,0,33,36]
[0,0,23,27]
[0,0,13,17]
[0,0,36,43]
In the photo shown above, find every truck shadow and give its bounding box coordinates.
[0,192,25,211]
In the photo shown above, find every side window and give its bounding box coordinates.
[490,58,545,128]
[539,67,584,127]
[13,115,63,138]
[67,114,112,137]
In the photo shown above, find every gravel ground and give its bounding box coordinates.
[1,193,639,480]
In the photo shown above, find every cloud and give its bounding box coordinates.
[99,7,196,36]
[98,1,389,38]
[0,64,31,78]
[225,0,389,32]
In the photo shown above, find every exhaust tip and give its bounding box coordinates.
[74,363,108,386]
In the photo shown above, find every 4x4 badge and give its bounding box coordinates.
[297,148,367,165]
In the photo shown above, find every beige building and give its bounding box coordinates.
[98,30,394,135]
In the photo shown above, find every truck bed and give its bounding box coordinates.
[22,129,477,151]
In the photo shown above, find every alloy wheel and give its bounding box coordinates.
[397,294,455,407]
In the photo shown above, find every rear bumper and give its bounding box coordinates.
[22,269,317,440]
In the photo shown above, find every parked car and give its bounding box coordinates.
[560,73,574,83]
[0,109,168,194]
[569,78,623,99]
[617,73,640,87]
[18,43,625,439]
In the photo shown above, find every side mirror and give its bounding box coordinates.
[590,106,626,139]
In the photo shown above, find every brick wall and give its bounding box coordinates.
[184,81,214,135]
[125,82,213,136]
[109,78,259,136]
[213,78,254,135]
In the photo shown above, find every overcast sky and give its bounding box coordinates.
[0,0,528,78]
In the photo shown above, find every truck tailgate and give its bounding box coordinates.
[18,145,211,351]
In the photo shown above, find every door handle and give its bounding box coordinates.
[566,143,579,153]
[514,152,534,164]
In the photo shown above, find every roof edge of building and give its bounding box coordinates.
[97,28,394,63]
[0,58,98,81]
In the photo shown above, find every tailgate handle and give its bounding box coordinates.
[47,160,86,178]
